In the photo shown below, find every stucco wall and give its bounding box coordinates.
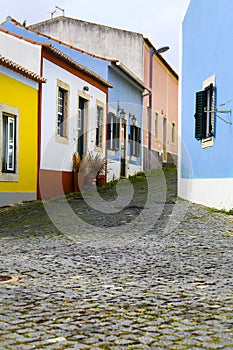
[41,58,107,172]
[179,0,233,209]
[0,70,38,197]
[30,17,144,80]
[0,30,41,74]
[107,66,143,177]
[181,0,233,180]
[143,45,178,162]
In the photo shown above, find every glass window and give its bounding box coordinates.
[2,114,16,173]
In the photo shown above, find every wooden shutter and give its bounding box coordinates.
[136,126,141,156]
[130,125,133,155]
[114,117,120,150]
[107,112,112,150]
[194,90,204,140]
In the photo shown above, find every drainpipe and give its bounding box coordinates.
[37,52,44,200]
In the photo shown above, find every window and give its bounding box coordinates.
[147,106,150,131]
[172,122,175,144]
[194,75,215,147]
[0,104,19,182]
[57,88,65,136]
[108,112,120,151]
[155,112,159,139]
[2,114,16,173]
[130,125,141,157]
[56,80,69,142]
[96,105,103,148]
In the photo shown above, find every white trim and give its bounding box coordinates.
[203,74,216,90]
[0,104,19,182]
[178,177,233,211]
[201,74,216,147]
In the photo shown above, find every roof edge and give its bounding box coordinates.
[30,15,144,38]
[112,61,150,92]
[43,45,113,88]
[143,37,178,80]
[0,54,46,83]
[2,16,116,63]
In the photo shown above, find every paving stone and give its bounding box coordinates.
[0,167,233,348]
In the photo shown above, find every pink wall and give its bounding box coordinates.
[143,45,178,158]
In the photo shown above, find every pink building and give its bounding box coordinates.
[143,38,178,170]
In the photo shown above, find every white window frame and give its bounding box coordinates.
[202,74,215,148]
[0,104,19,182]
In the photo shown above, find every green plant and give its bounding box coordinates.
[72,152,82,172]
[81,152,107,176]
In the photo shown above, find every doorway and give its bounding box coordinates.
[77,97,87,158]
[120,119,127,177]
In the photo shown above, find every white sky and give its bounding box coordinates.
[0,0,190,72]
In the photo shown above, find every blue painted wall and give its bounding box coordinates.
[108,67,143,165]
[182,0,233,179]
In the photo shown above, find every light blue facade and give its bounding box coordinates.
[181,0,233,179]
[1,17,143,171]
[108,67,143,166]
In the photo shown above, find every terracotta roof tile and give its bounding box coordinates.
[43,45,113,88]
[0,54,46,83]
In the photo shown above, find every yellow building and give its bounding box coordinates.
[0,54,46,206]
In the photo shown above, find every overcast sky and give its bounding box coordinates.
[0,0,190,72]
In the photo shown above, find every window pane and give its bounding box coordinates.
[57,88,65,137]
[96,106,103,147]
[2,115,16,172]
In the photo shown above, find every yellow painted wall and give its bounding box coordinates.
[0,72,38,193]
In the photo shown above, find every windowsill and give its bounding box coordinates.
[55,135,69,144]
[108,150,116,156]
[0,172,18,182]
[202,136,214,148]
[130,156,138,162]
[94,145,103,153]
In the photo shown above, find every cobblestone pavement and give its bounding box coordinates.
[0,167,233,349]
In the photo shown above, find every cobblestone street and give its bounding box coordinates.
[0,167,233,349]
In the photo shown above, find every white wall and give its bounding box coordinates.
[178,177,233,211]
[40,58,107,172]
[0,31,41,74]
[31,18,144,80]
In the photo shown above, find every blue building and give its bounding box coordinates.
[179,0,233,210]
[0,16,147,180]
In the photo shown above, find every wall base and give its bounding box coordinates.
[178,177,233,211]
[0,192,37,207]
[38,169,73,200]
[143,147,177,171]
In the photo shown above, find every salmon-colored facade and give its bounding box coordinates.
[143,39,178,169]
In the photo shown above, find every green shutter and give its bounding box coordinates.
[194,90,204,140]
